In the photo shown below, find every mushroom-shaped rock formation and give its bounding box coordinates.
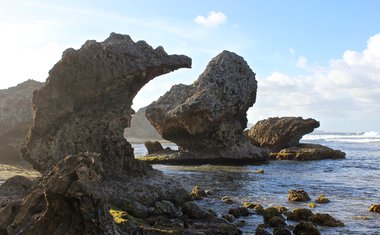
[0,80,43,165]
[145,50,268,163]
[247,117,320,152]
[247,117,346,161]
[21,33,191,174]
[0,34,242,234]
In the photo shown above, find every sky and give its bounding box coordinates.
[1,0,380,132]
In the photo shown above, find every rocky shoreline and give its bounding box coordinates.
[0,33,357,234]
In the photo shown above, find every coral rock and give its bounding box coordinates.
[21,33,191,174]
[146,50,268,163]
[247,117,320,152]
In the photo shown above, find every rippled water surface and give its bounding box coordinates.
[136,132,380,234]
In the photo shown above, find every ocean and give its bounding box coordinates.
[1,132,379,234]
[135,132,380,234]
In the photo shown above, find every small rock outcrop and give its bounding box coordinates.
[21,33,191,173]
[145,50,268,163]
[144,141,164,154]
[0,80,43,164]
[124,106,164,142]
[275,144,346,161]
[288,189,311,202]
[369,204,380,213]
[247,117,320,152]
[247,117,346,161]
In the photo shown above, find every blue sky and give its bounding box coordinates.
[1,0,380,132]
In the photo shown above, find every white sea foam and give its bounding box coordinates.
[302,131,380,143]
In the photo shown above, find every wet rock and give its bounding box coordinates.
[255,224,271,235]
[263,207,284,223]
[221,196,235,204]
[234,220,246,227]
[146,50,268,164]
[222,213,235,222]
[286,208,314,221]
[190,186,207,200]
[256,169,265,174]
[228,207,250,218]
[369,204,380,213]
[184,217,242,235]
[273,227,292,235]
[315,194,330,204]
[154,200,179,218]
[247,117,320,152]
[182,201,214,220]
[267,216,286,228]
[276,144,346,161]
[293,221,321,235]
[309,213,344,227]
[288,189,311,202]
[21,33,192,174]
[273,205,288,213]
[243,201,261,209]
[144,141,164,154]
[0,80,43,165]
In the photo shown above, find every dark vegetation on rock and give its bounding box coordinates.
[145,50,268,164]
[0,80,43,165]
[0,33,243,235]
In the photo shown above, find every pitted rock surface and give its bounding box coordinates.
[0,80,43,164]
[146,50,268,162]
[21,33,191,173]
[247,117,320,152]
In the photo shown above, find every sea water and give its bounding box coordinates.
[137,132,380,234]
[1,133,379,234]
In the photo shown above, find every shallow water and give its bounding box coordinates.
[135,132,380,234]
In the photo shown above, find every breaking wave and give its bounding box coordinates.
[302,131,380,143]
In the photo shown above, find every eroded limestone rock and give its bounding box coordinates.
[21,33,191,174]
[247,117,320,152]
[0,80,43,164]
[146,50,268,163]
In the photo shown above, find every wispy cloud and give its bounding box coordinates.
[296,55,308,68]
[194,11,227,27]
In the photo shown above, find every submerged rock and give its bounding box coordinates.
[228,207,250,218]
[369,204,380,213]
[247,117,320,152]
[309,213,344,227]
[315,194,330,204]
[0,80,43,165]
[21,33,192,174]
[293,221,321,235]
[146,50,268,164]
[288,190,311,202]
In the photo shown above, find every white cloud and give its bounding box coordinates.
[194,11,227,27]
[296,55,308,68]
[250,33,380,131]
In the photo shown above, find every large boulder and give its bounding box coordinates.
[0,80,43,164]
[21,33,191,174]
[146,50,268,163]
[247,117,320,152]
